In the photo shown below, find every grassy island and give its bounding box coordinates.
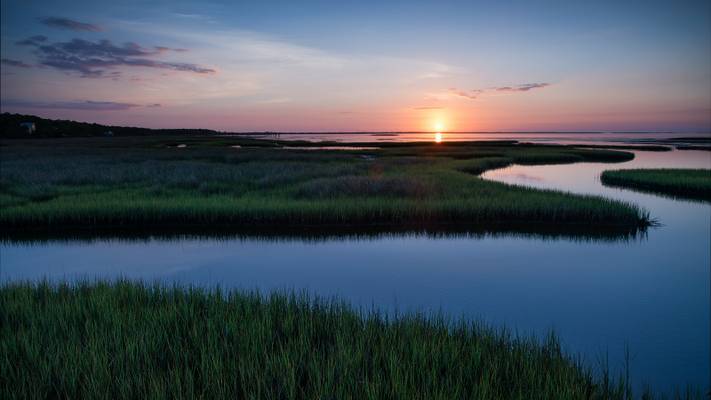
[0,281,652,399]
[0,136,649,236]
[601,169,711,202]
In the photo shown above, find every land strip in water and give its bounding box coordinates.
[601,169,711,202]
[0,136,651,236]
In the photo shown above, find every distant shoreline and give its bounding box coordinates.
[2,112,709,136]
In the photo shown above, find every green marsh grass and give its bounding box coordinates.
[3,281,701,399]
[0,137,650,234]
[601,169,711,202]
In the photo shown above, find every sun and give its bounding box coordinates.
[432,120,445,143]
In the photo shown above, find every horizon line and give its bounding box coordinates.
[2,112,710,135]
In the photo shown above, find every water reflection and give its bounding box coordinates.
[1,224,648,247]
[241,131,710,144]
[281,146,380,151]
[0,148,708,393]
[480,149,710,393]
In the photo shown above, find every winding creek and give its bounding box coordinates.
[1,147,709,392]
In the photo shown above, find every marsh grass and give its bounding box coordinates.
[3,281,700,399]
[294,176,437,199]
[0,137,650,234]
[567,144,672,152]
[601,169,711,202]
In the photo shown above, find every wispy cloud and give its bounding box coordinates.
[7,21,459,112]
[1,99,155,110]
[227,34,345,68]
[119,22,454,81]
[414,106,443,110]
[495,83,550,92]
[156,46,188,53]
[449,83,551,100]
[448,88,484,100]
[15,35,47,46]
[15,37,215,77]
[1,58,32,68]
[170,13,218,24]
[40,17,102,32]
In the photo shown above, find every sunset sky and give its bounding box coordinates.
[1,0,710,132]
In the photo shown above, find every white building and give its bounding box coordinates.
[19,122,36,135]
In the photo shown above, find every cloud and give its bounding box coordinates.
[16,37,215,77]
[122,60,214,74]
[127,22,453,74]
[449,83,551,100]
[15,35,47,46]
[2,99,145,111]
[40,17,102,32]
[170,13,218,24]
[1,58,32,68]
[414,106,443,110]
[156,46,188,53]
[495,83,550,92]
[449,88,484,100]
[106,21,460,105]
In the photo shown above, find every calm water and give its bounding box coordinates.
[1,146,709,393]
[241,131,710,145]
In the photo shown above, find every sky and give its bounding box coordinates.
[1,0,710,132]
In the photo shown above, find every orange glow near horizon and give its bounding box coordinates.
[422,108,450,133]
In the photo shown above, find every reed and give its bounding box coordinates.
[0,138,651,234]
[601,169,711,201]
[4,281,698,399]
